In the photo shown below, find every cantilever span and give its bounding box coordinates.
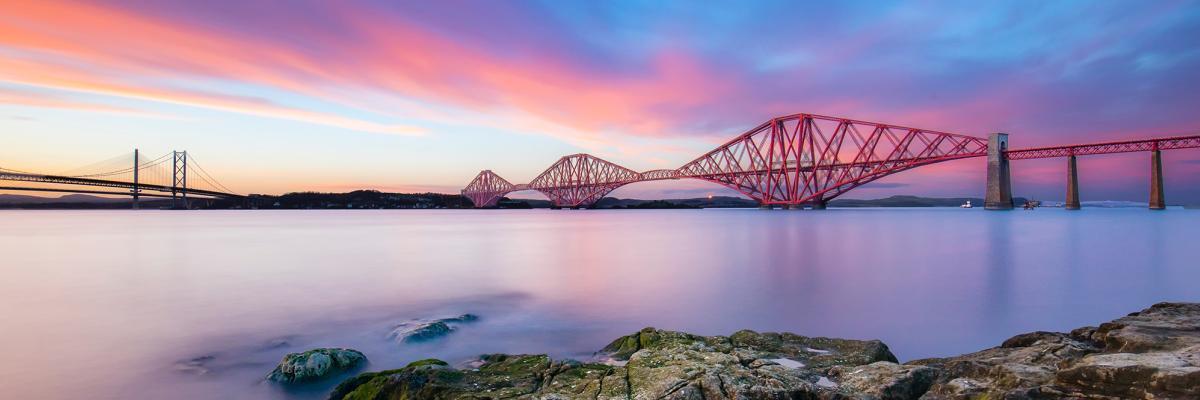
[462,113,990,208]
[463,113,1200,209]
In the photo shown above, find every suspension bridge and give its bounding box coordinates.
[0,149,243,209]
[463,113,1200,210]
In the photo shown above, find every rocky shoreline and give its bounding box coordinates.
[270,303,1199,399]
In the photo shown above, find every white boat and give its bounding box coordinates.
[961,200,973,208]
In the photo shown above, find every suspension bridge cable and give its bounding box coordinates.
[68,152,172,179]
[184,154,237,194]
[56,151,136,177]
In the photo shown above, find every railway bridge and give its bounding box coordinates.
[463,113,1200,210]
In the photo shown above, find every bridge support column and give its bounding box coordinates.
[1065,155,1080,210]
[985,132,1014,210]
[1150,149,1165,210]
[131,148,139,210]
[809,200,827,210]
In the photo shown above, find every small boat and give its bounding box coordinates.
[961,200,972,208]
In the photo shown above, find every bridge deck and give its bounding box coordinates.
[0,172,243,199]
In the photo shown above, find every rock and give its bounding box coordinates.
[386,313,480,343]
[913,302,1200,399]
[329,303,1200,399]
[1085,302,1200,353]
[441,313,479,323]
[388,321,454,343]
[831,361,936,399]
[174,355,216,375]
[331,327,897,399]
[1054,347,1200,398]
[266,348,365,383]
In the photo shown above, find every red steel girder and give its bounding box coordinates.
[461,113,990,208]
[461,113,1200,209]
[1006,134,1200,160]
[527,154,642,207]
[676,114,987,205]
[461,170,517,208]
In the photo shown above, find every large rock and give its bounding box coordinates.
[1051,303,1200,399]
[913,302,1200,399]
[387,314,479,343]
[331,327,897,399]
[832,361,937,399]
[266,348,365,383]
[328,303,1200,399]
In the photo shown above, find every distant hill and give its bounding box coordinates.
[0,193,127,204]
[590,195,1029,209]
[829,195,1027,208]
[594,196,757,209]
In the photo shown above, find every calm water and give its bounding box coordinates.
[1,208,1197,399]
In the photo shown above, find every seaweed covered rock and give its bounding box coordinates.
[266,348,365,383]
[331,327,897,399]
[328,303,1200,399]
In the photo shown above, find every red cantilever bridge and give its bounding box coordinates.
[463,113,1200,210]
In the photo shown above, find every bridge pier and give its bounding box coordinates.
[809,200,827,210]
[985,133,1014,210]
[131,148,139,210]
[1150,149,1165,210]
[1065,155,1080,210]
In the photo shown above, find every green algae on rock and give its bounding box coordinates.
[327,303,1200,399]
[266,348,366,383]
[331,328,896,399]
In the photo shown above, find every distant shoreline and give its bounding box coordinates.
[1,191,1189,209]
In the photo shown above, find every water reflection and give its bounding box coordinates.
[0,209,1197,399]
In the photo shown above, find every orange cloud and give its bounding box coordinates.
[0,0,737,143]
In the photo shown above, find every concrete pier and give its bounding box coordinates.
[1150,149,1165,210]
[809,200,827,210]
[985,133,1014,210]
[1065,155,1080,210]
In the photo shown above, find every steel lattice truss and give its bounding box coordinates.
[461,113,1198,208]
[462,114,989,208]
[527,154,642,207]
[1005,134,1200,160]
[676,114,988,205]
[461,170,519,208]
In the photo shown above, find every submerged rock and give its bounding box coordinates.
[387,313,479,343]
[266,348,365,383]
[328,303,1200,399]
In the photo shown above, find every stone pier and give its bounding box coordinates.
[1065,155,1080,210]
[1150,149,1165,210]
[985,132,1014,210]
[809,199,827,210]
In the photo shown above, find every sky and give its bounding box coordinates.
[1,0,1199,202]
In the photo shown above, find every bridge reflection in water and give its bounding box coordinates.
[462,113,1200,210]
